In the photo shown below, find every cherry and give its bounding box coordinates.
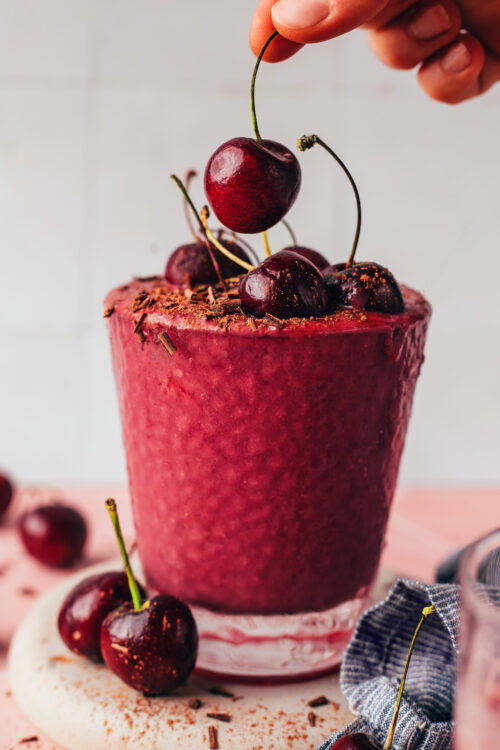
[100,594,198,696]
[58,571,147,661]
[0,472,14,519]
[281,245,329,271]
[204,32,300,235]
[205,138,301,234]
[19,504,87,567]
[331,734,379,750]
[100,499,198,695]
[165,239,252,287]
[239,250,330,319]
[323,262,404,314]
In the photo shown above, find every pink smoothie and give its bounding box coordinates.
[105,277,430,616]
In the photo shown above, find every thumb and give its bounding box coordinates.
[271,0,390,43]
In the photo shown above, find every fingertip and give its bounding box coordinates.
[418,34,485,104]
[249,0,303,61]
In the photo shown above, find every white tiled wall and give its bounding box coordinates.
[1,0,499,484]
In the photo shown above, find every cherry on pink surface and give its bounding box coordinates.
[239,249,330,318]
[204,137,301,234]
[58,571,146,661]
[0,472,14,519]
[19,504,87,567]
[100,594,198,696]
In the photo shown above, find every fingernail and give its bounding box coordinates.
[441,41,472,73]
[409,4,452,41]
[272,0,330,30]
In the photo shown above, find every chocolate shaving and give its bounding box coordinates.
[20,737,39,744]
[308,695,330,707]
[133,311,147,334]
[206,712,231,722]
[208,726,219,749]
[103,305,115,318]
[208,286,216,306]
[188,698,202,710]
[264,313,284,329]
[209,686,235,698]
[158,331,177,356]
[307,711,317,727]
[246,317,257,331]
[135,275,160,282]
[135,329,146,343]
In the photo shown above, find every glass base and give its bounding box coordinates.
[192,587,373,682]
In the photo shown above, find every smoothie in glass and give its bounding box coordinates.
[105,275,430,677]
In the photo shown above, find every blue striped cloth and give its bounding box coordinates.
[316,579,460,750]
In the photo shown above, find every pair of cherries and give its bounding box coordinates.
[58,499,197,696]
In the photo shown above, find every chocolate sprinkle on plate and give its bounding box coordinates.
[308,695,330,707]
[208,725,219,749]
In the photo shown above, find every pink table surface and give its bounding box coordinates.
[1,484,499,749]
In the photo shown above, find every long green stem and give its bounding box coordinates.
[382,605,436,750]
[170,175,253,273]
[105,498,143,612]
[250,31,278,143]
[297,134,361,267]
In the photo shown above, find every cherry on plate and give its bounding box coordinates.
[239,249,330,319]
[19,504,87,567]
[58,571,147,661]
[205,138,301,234]
[165,239,251,287]
[100,594,198,696]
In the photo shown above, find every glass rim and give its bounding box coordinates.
[459,527,500,619]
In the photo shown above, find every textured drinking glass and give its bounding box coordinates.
[455,528,500,750]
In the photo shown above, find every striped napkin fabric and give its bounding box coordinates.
[316,579,460,750]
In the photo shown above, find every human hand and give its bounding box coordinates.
[250,0,500,103]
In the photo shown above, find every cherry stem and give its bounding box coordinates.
[183,169,202,242]
[171,174,252,274]
[261,231,272,257]
[297,134,361,267]
[251,30,279,144]
[105,498,143,613]
[281,219,297,246]
[200,207,254,271]
[382,604,436,750]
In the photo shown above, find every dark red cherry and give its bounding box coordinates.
[165,239,252,288]
[0,473,14,519]
[204,138,301,234]
[281,246,329,271]
[239,250,331,319]
[19,504,87,567]
[331,733,379,750]
[100,594,198,696]
[323,262,404,314]
[58,571,147,661]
